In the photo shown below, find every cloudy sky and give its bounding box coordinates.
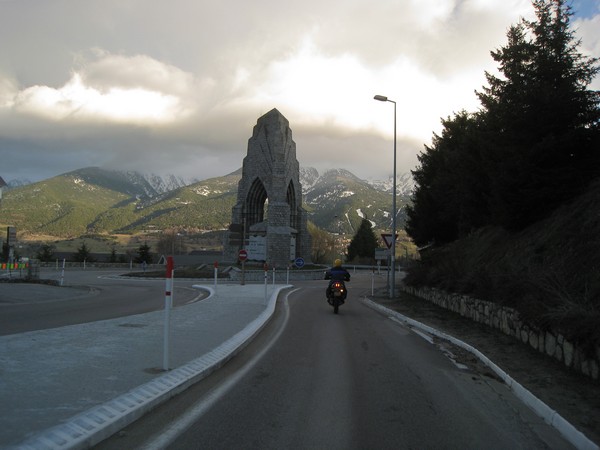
[1,0,599,184]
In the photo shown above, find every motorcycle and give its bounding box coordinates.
[326,280,347,314]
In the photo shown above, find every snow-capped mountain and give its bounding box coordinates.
[299,167,320,190]
[300,167,414,197]
[366,172,415,196]
[300,167,412,234]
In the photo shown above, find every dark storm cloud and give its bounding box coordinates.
[0,0,597,183]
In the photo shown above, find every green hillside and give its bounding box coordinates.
[0,167,412,258]
[0,169,242,237]
[104,172,240,233]
[1,173,131,238]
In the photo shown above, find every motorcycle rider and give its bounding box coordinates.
[324,259,351,303]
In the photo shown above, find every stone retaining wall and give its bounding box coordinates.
[402,285,600,382]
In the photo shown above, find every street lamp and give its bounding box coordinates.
[374,94,397,299]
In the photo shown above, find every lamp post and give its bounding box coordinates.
[374,94,396,299]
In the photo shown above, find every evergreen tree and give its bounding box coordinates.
[73,241,92,262]
[406,111,487,246]
[347,218,378,262]
[109,245,118,263]
[406,0,600,247]
[36,243,56,262]
[477,0,600,229]
[136,242,153,264]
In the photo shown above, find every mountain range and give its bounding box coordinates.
[0,167,413,240]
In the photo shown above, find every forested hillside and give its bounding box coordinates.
[0,168,240,238]
[0,167,413,244]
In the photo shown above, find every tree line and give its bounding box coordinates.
[406,0,600,247]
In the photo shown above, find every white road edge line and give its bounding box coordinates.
[362,296,599,450]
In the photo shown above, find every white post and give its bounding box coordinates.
[286,266,290,284]
[371,269,375,296]
[264,264,268,304]
[163,256,174,371]
[214,263,218,290]
[272,267,276,285]
[60,259,65,286]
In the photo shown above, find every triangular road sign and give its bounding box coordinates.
[381,233,397,249]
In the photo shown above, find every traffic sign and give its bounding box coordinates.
[381,233,398,249]
[294,257,305,268]
[238,249,248,261]
[375,248,388,260]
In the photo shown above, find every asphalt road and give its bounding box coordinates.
[97,282,572,450]
[0,268,205,335]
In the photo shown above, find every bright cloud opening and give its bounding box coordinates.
[236,38,490,145]
[13,72,186,124]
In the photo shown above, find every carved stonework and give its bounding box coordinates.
[225,109,311,267]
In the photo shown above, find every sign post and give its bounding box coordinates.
[6,227,16,265]
[371,266,375,296]
[381,234,397,296]
[163,256,174,371]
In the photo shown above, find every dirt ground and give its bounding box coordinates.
[368,288,600,447]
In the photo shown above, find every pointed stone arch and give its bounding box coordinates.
[225,109,311,267]
[246,177,268,229]
[287,179,299,231]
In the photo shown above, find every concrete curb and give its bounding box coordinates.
[362,297,599,450]
[15,285,291,450]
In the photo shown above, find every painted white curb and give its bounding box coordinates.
[15,285,291,450]
[362,297,599,450]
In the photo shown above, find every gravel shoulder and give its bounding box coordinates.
[368,287,600,447]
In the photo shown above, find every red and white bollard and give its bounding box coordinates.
[163,256,174,371]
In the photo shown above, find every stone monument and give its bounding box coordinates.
[225,108,311,268]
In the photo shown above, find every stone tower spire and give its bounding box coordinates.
[225,109,311,268]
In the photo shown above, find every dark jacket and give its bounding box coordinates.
[325,266,350,282]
